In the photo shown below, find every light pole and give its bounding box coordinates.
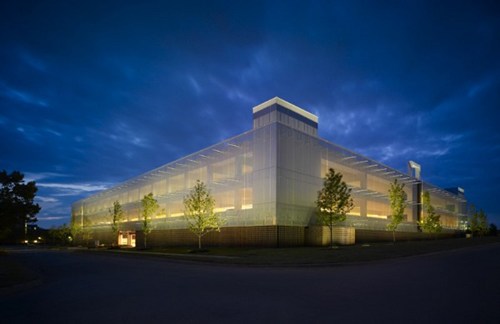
[24,218,28,243]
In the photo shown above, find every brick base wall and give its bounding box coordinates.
[80,226,461,248]
[134,225,304,248]
[356,229,460,243]
[305,226,355,246]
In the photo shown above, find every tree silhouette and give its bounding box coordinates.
[387,179,407,243]
[0,170,40,243]
[184,180,225,250]
[316,168,354,248]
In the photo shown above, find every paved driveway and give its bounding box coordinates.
[1,243,499,323]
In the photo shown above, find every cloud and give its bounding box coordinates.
[24,172,69,182]
[19,50,47,72]
[209,76,256,104]
[187,75,202,95]
[37,216,66,221]
[37,182,109,193]
[36,196,59,203]
[1,85,48,107]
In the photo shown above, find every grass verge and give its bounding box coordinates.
[102,236,500,266]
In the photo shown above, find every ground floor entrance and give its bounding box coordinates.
[118,231,136,247]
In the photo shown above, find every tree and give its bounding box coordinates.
[184,180,225,250]
[141,193,159,249]
[470,209,488,237]
[109,200,124,243]
[48,224,72,245]
[316,168,354,248]
[70,215,81,243]
[387,179,407,243]
[489,223,498,236]
[0,170,41,243]
[419,191,442,237]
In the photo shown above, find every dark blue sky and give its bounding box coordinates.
[1,1,499,228]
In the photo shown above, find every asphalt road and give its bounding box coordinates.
[1,244,499,324]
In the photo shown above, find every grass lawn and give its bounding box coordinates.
[0,250,39,289]
[114,236,500,266]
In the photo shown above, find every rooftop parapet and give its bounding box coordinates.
[252,97,318,136]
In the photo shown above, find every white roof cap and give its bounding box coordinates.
[252,97,318,123]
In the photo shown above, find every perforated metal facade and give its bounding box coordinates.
[72,97,466,238]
